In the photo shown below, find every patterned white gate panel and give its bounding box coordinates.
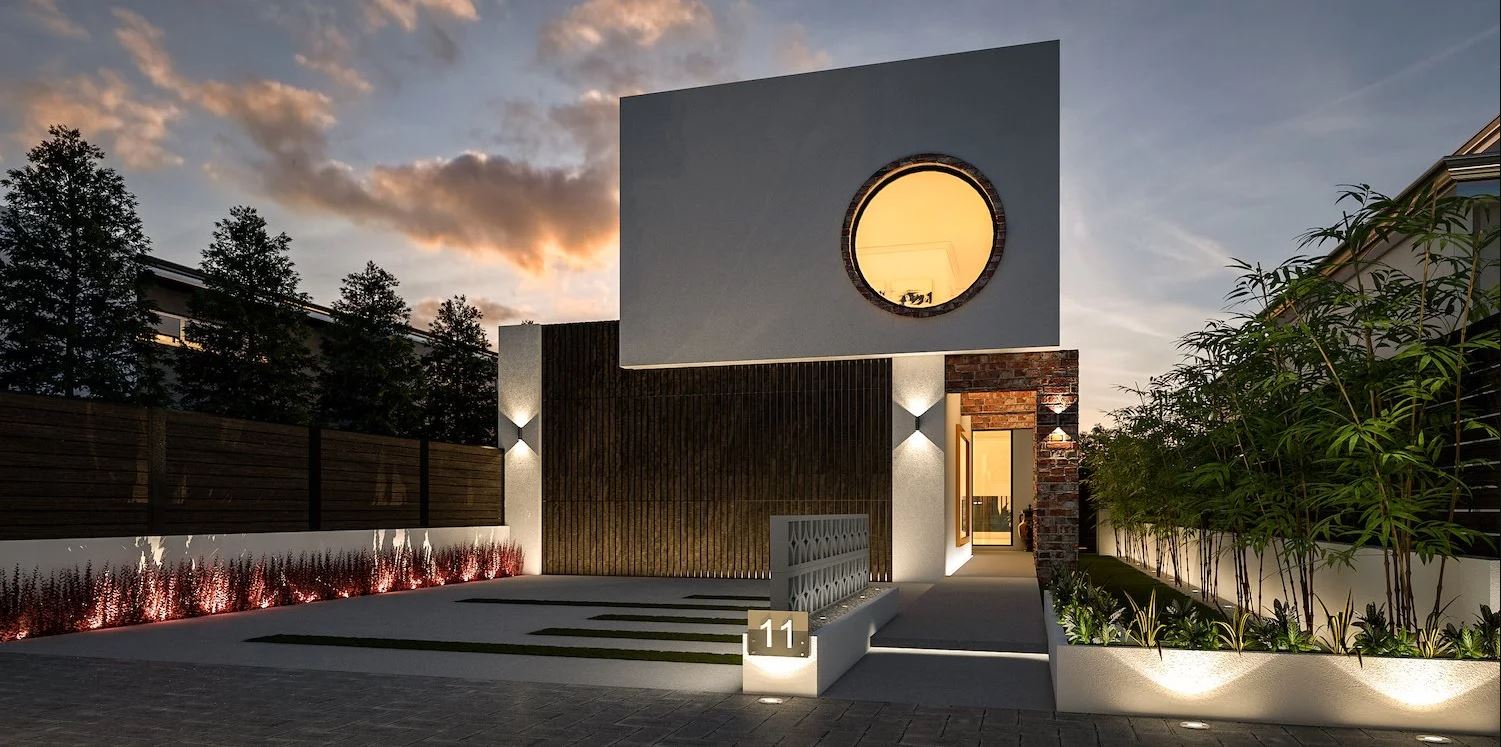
[770,514,869,613]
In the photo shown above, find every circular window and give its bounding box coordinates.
[841,155,1005,316]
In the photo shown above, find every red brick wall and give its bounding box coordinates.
[961,390,1036,430]
[947,350,1080,582]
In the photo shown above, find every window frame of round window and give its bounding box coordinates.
[840,154,1006,318]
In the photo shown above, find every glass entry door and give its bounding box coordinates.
[971,430,1014,546]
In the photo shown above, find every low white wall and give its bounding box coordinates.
[1045,592,1501,735]
[0,526,511,576]
[1097,511,1501,625]
[743,586,901,697]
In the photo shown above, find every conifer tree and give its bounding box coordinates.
[422,296,497,444]
[0,126,159,401]
[319,261,423,436]
[176,206,315,423]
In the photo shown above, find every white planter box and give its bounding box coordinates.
[1044,592,1501,735]
[743,585,900,697]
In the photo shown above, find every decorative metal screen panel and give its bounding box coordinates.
[770,514,870,613]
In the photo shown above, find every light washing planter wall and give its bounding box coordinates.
[743,585,900,697]
[0,525,510,576]
[1044,592,1501,735]
[1096,511,1501,626]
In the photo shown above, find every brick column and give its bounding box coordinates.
[1032,351,1080,584]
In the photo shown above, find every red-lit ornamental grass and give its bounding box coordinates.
[0,540,523,642]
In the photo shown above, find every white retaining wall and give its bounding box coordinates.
[1097,510,1500,625]
[0,525,511,576]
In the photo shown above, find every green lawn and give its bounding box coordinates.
[247,634,742,665]
[1076,554,1217,614]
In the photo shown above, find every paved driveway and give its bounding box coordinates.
[1,653,1490,746]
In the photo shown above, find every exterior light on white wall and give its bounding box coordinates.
[499,413,537,452]
[893,398,944,449]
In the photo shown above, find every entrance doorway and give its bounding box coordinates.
[971,430,1013,546]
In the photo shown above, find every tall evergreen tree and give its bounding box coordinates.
[0,126,159,401]
[176,206,315,423]
[319,261,423,436]
[422,296,497,444]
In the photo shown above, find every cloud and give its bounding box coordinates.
[776,23,830,73]
[539,0,726,95]
[23,0,88,39]
[12,69,182,169]
[412,296,527,331]
[364,0,477,32]
[293,24,372,93]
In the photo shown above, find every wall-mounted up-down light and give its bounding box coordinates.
[499,412,538,453]
[892,397,945,449]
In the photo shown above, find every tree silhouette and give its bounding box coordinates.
[175,206,315,423]
[0,126,159,401]
[423,296,497,444]
[319,261,423,437]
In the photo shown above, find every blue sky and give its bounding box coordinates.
[2,0,1497,425]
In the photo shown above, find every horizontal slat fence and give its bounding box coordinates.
[541,321,893,581]
[0,391,501,540]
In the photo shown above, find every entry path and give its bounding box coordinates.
[1,652,1484,746]
[824,552,1053,710]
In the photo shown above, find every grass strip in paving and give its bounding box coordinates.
[530,627,741,644]
[591,613,746,626]
[682,594,770,601]
[247,634,741,665]
[455,598,761,612]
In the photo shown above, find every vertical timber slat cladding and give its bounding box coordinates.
[540,321,893,581]
[0,390,502,539]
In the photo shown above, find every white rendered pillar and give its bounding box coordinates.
[497,323,542,575]
[890,354,947,582]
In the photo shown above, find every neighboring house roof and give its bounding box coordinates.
[1316,115,1500,275]
[140,254,495,357]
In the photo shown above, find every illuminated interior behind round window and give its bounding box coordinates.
[853,169,994,309]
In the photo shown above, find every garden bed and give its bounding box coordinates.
[1043,591,1500,734]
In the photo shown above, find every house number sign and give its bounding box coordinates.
[746,610,810,657]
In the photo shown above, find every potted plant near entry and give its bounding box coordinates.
[1020,507,1034,551]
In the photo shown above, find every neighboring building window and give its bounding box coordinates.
[152,311,200,349]
[842,154,1005,316]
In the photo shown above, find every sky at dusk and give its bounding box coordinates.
[2,0,1497,426]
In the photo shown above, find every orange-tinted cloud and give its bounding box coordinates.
[24,0,88,40]
[412,296,527,332]
[539,0,725,95]
[13,69,182,169]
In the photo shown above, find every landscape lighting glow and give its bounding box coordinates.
[1414,737,1452,744]
[757,697,786,705]
[1178,721,1210,731]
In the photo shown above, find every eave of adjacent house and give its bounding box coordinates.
[1315,116,1500,277]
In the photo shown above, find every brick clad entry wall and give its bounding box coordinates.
[946,350,1080,581]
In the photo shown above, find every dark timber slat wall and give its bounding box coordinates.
[0,393,149,538]
[162,410,308,533]
[0,391,502,539]
[541,321,892,580]
[319,430,421,530]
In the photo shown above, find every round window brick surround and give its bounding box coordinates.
[840,154,1006,318]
